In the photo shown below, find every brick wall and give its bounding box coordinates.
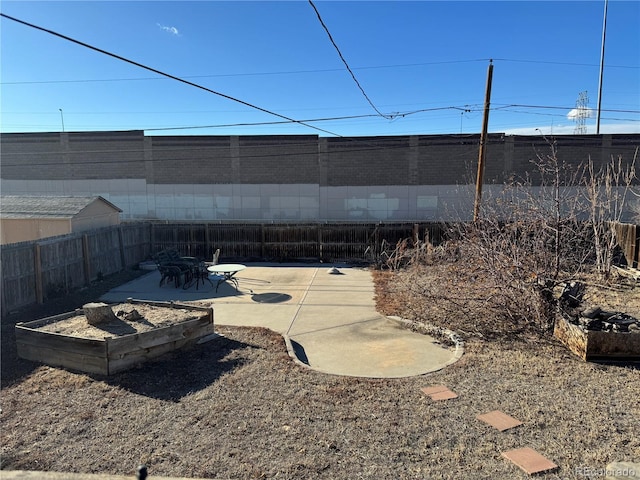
[1,132,69,180]
[324,136,412,186]
[238,135,318,184]
[149,135,232,184]
[1,131,638,222]
[2,131,637,187]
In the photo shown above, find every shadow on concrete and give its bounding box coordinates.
[99,271,248,303]
[251,292,292,304]
[290,339,309,365]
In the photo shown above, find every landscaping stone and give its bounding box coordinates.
[476,410,522,431]
[502,447,558,475]
[420,385,458,400]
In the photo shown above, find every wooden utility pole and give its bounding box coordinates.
[473,60,494,222]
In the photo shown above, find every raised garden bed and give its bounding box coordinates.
[15,299,214,375]
[554,315,640,361]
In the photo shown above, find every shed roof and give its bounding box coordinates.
[0,196,122,219]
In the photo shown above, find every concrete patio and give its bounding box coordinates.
[100,263,463,378]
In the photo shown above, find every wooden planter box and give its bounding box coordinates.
[15,299,214,375]
[554,315,640,361]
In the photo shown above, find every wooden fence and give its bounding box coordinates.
[1,221,443,315]
[2,220,637,316]
[149,222,447,263]
[613,222,640,268]
[1,223,152,314]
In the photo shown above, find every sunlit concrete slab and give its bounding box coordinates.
[214,303,298,334]
[301,289,375,307]
[288,317,460,378]
[100,262,463,378]
[286,306,380,336]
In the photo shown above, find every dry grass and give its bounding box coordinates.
[374,261,640,341]
[1,268,639,479]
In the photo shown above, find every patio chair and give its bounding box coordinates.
[182,260,214,290]
[162,248,200,266]
[154,249,198,288]
[204,248,221,267]
[157,263,187,288]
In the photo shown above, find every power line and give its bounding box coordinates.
[1,103,464,133]
[308,0,394,120]
[492,57,638,69]
[493,104,640,114]
[143,115,379,132]
[3,104,637,118]
[0,13,345,139]
[3,104,635,133]
[1,60,492,85]
[2,56,637,86]
[144,106,462,131]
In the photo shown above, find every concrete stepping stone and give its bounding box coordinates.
[420,385,458,401]
[502,447,558,475]
[476,410,523,431]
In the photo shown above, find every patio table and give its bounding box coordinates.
[207,264,247,291]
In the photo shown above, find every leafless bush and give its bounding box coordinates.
[379,141,638,339]
[583,149,638,277]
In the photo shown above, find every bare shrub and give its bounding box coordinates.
[583,149,638,277]
[379,140,638,340]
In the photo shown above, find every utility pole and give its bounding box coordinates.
[473,60,493,222]
[596,0,608,134]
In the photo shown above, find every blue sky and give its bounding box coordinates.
[1,1,638,137]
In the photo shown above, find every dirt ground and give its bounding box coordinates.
[35,303,208,339]
[1,268,639,479]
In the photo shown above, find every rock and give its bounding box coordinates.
[123,309,144,322]
[581,306,602,319]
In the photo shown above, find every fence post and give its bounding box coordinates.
[205,223,210,259]
[150,223,155,253]
[34,243,44,304]
[173,223,178,249]
[374,224,380,258]
[82,234,91,285]
[118,226,126,270]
